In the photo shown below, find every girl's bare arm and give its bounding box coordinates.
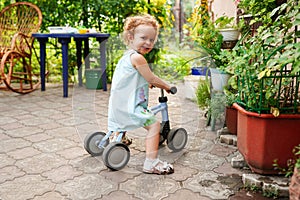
[131,53,171,91]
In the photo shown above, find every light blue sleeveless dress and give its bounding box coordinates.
[107,50,156,132]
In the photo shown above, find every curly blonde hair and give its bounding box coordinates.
[123,14,160,46]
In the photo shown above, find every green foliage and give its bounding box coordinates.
[228,1,300,114]
[244,182,279,199]
[209,93,226,120]
[152,49,191,82]
[184,0,243,70]
[196,78,210,109]
[215,16,235,29]
[238,0,277,20]
[1,0,173,84]
[262,186,279,199]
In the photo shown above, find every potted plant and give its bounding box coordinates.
[229,1,300,174]
[189,16,232,93]
[215,16,241,49]
[185,0,230,92]
[223,84,238,135]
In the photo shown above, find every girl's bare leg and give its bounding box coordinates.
[143,121,174,174]
[144,121,160,159]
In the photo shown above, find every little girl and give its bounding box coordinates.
[107,14,174,174]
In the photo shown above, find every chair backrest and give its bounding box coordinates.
[0,2,42,51]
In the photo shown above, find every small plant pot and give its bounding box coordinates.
[191,67,210,76]
[219,28,240,41]
[210,68,230,92]
[85,69,102,90]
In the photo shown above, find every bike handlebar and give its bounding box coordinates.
[169,86,177,94]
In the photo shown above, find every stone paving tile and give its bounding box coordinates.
[57,146,87,160]
[98,190,142,200]
[15,153,68,174]
[127,150,146,169]
[33,191,67,200]
[0,132,10,140]
[168,164,198,182]
[99,167,142,183]
[161,188,211,200]
[0,137,32,153]
[0,165,25,183]
[214,162,245,176]
[33,137,78,153]
[19,115,55,126]
[56,174,118,200]
[1,121,25,131]
[0,153,15,168]
[69,156,107,173]
[177,150,226,171]
[183,171,234,199]
[46,126,78,138]
[7,146,41,160]
[24,132,53,143]
[120,175,180,200]
[0,175,55,200]
[0,116,17,125]
[42,165,83,184]
[38,121,65,130]
[31,108,63,118]
[57,117,77,127]
[5,126,44,138]
[210,143,237,157]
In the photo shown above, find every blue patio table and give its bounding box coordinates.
[32,33,110,97]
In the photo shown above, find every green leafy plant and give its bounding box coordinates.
[237,0,278,19]
[215,16,237,29]
[153,49,191,81]
[184,1,246,72]
[184,0,223,66]
[196,78,210,109]
[227,1,300,115]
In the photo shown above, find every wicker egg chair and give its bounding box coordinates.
[0,2,43,94]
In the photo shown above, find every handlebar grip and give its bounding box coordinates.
[169,86,177,94]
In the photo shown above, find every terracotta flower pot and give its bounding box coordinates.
[289,167,300,200]
[233,103,300,174]
[225,106,237,135]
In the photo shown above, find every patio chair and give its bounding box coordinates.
[0,2,43,94]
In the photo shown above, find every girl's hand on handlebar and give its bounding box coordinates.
[149,84,155,89]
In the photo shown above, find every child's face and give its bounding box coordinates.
[129,24,157,55]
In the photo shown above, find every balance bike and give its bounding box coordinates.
[84,86,188,171]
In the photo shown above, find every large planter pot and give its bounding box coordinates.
[233,103,300,175]
[225,106,237,135]
[289,167,300,200]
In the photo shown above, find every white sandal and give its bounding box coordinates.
[143,159,174,175]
